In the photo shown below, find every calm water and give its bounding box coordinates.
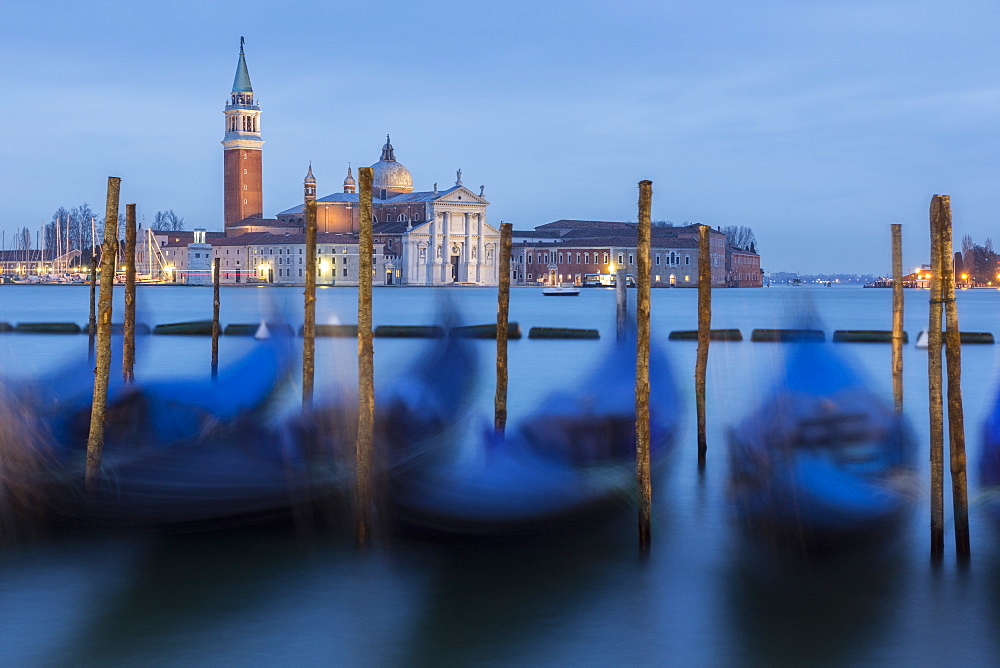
[2,284,1000,665]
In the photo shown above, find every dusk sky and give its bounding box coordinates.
[1,0,996,275]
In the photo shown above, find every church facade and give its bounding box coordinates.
[213,40,499,286]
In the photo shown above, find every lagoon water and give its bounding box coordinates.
[2,284,1000,665]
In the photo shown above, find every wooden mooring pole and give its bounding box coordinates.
[356,166,375,546]
[928,197,945,562]
[616,268,627,340]
[937,195,971,563]
[495,222,512,436]
[696,225,711,467]
[636,180,653,550]
[303,198,317,409]
[85,176,120,490]
[211,257,220,380]
[891,224,903,413]
[88,254,97,361]
[123,203,137,384]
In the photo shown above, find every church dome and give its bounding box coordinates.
[370,135,413,193]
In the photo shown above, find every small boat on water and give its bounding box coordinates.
[391,320,680,537]
[727,338,917,547]
[978,382,1000,529]
[542,285,580,296]
[0,334,307,530]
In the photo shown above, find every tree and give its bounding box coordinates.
[652,220,675,228]
[152,210,184,231]
[47,203,102,262]
[722,225,757,251]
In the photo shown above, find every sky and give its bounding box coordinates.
[1,0,997,275]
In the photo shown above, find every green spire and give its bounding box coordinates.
[232,36,253,94]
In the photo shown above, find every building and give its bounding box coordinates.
[199,40,500,286]
[275,139,500,286]
[510,221,756,287]
[223,38,264,230]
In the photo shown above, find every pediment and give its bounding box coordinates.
[434,186,489,205]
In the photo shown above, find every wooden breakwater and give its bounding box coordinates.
[0,323,995,344]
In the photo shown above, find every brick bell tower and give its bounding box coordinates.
[222,37,264,232]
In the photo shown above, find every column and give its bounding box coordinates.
[441,212,451,283]
[429,213,439,286]
[476,213,484,284]
[463,212,471,282]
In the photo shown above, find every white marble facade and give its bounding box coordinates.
[394,186,499,286]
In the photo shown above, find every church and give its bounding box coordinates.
[218,39,501,286]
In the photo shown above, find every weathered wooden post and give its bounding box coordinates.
[937,195,971,562]
[696,225,712,467]
[636,180,653,550]
[85,176,120,490]
[211,257,220,380]
[891,224,903,413]
[303,199,317,409]
[356,166,375,546]
[928,197,945,562]
[616,268,627,340]
[123,203,137,384]
[495,222,513,436]
[88,255,97,361]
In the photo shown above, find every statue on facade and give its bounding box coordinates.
[455,169,462,186]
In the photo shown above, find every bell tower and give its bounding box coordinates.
[222,37,264,232]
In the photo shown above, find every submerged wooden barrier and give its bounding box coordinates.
[751,329,825,342]
[833,330,908,343]
[374,325,445,338]
[0,322,11,332]
[528,327,600,340]
[958,332,994,344]
[15,322,82,334]
[302,324,359,337]
[451,323,522,339]
[224,322,295,337]
[669,329,742,341]
[153,320,213,336]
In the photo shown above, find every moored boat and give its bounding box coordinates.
[390,321,680,537]
[542,285,581,296]
[727,340,917,547]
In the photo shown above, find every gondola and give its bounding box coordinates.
[977,383,1000,529]
[390,323,680,537]
[0,335,301,531]
[727,340,917,546]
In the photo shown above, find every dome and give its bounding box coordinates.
[304,163,316,184]
[370,135,413,193]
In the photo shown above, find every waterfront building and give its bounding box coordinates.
[206,40,499,286]
[510,221,756,287]
[222,38,264,231]
[275,140,501,286]
[726,244,763,287]
[156,229,385,286]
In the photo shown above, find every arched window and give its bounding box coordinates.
[584,252,589,264]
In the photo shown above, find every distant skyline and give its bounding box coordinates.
[1,0,997,274]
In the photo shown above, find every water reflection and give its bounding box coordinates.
[399,527,633,665]
[725,536,904,665]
